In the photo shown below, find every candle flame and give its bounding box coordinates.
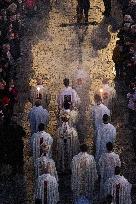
[100,88,103,93]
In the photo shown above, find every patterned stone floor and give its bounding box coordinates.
[1,0,136,203]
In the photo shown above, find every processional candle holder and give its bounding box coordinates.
[36,86,42,99]
[37,86,40,98]
[100,88,103,99]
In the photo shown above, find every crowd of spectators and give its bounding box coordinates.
[0,0,25,174]
[113,0,136,130]
[0,0,23,126]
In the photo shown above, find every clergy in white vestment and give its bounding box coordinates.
[72,68,90,103]
[71,144,98,201]
[57,78,80,110]
[59,108,79,128]
[104,166,132,204]
[36,152,58,181]
[92,94,110,142]
[33,123,53,168]
[99,79,116,109]
[36,166,59,204]
[56,114,80,172]
[28,100,49,134]
[30,78,51,109]
[99,142,121,197]
[95,114,116,162]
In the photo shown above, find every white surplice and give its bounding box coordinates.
[92,103,110,132]
[30,85,51,109]
[36,155,58,182]
[28,105,49,134]
[95,123,116,162]
[71,152,98,200]
[36,173,59,204]
[99,152,121,196]
[57,86,80,109]
[56,122,80,172]
[104,175,132,204]
[33,131,53,168]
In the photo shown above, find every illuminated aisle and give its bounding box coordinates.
[17,0,136,203]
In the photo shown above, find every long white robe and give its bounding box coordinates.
[30,85,51,109]
[99,152,121,196]
[28,106,49,134]
[33,131,53,167]
[104,175,132,204]
[36,173,59,204]
[71,152,98,200]
[57,86,80,109]
[56,122,80,172]
[92,103,110,143]
[92,103,110,131]
[36,155,58,182]
[95,123,116,162]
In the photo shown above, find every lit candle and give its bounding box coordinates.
[100,88,103,99]
[37,87,40,98]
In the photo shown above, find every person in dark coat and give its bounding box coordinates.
[77,0,90,23]
[4,114,25,174]
[102,0,111,16]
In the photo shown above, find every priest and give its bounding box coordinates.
[104,166,132,204]
[28,100,49,134]
[72,67,90,99]
[36,146,58,181]
[56,113,80,173]
[59,107,79,128]
[99,142,121,197]
[71,144,98,201]
[30,78,51,109]
[57,78,80,111]
[95,114,116,162]
[92,94,110,143]
[32,123,53,168]
[36,164,59,204]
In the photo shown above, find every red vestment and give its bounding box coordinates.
[25,0,36,9]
